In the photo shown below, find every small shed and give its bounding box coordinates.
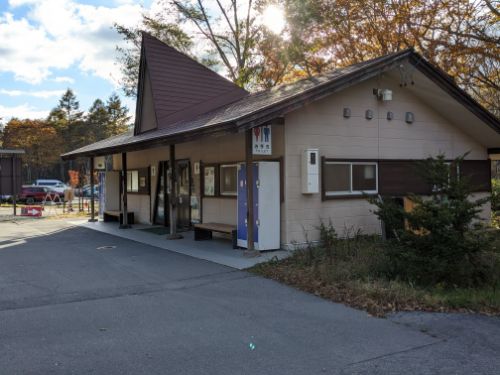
[0,149,25,213]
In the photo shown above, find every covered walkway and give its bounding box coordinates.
[69,219,288,269]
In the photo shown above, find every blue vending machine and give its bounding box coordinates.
[237,161,280,250]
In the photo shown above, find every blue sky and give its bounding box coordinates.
[0,0,157,121]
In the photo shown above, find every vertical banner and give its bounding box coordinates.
[252,125,272,155]
[98,172,105,218]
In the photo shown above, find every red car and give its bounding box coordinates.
[19,186,60,204]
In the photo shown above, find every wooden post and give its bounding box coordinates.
[244,129,259,256]
[119,152,131,228]
[88,157,97,222]
[12,156,17,216]
[167,144,182,239]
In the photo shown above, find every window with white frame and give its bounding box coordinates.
[127,170,139,193]
[323,161,378,196]
[219,164,238,196]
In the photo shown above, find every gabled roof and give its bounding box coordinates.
[134,33,247,134]
[62,47,500,159]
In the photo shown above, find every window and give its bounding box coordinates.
[203,166,216,196]
[324,161,377,196]
[127,170,139,192]
[219,164,238,196]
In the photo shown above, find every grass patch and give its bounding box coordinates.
[250,230,500,317]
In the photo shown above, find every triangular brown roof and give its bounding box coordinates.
[134,33,248,134]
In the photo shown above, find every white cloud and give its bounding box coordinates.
[53,76,75,84]
[0,89,65,98]
[0,103,49,120]
[1,0,145,85]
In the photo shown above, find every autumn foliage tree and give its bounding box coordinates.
[1,119,63,181]
[279,0,500,115]
[1,89,131,183]
[116,0,499,116]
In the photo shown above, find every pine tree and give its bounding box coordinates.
[368,154,492,287]
[106,93,131,137]
[47,89,86,180]
[86,99,110,142]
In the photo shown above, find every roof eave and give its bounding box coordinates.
[407,53,500,133]
[61,121,240,160]
[0,149,25,155]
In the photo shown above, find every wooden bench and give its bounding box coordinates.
[103,210,135,225]
[194,223,237,249]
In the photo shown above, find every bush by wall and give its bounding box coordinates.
[368,154,496,288]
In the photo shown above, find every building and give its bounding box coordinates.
[0,149,24,214]
[62,33,500,250]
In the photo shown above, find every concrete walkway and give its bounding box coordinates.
[70,219,289,269]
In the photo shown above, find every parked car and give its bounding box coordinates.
[19,186,60,204]
[34,179,69,194]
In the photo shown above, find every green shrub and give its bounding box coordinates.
[369,153,494,288]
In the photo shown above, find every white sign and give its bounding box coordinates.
[252,125,272,155]
[94,156,106,170]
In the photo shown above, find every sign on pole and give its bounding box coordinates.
[252,125,272,155]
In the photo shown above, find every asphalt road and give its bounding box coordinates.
[0,219,498,374]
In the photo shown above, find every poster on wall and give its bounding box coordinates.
[204,166,215,196]
[252,125,272,155]
[94,156,106,170]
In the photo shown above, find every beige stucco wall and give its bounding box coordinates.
[283,74,491,247]
[110,124,285,238]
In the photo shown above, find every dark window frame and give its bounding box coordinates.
[126,167,150,195]
[322,158,378,199]
[321,157,491,200]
